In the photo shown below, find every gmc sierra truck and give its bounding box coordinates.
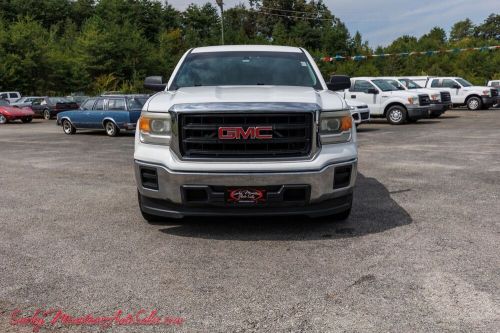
[134,45,357,221]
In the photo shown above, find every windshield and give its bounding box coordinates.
[171,51,321,89]
[456,78,472,87]
[49,97,71,104]
[384,79,406,90]
[372,79,399,91]
[401,79,422,89]
[128,97,148,109]
[0,100,9,106]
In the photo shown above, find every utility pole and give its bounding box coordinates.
[215,0,224,45]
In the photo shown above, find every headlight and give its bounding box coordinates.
[431,94,440,101]
[349,106,355,111]
[407,96,419,105]
[482,90,490,96]
[138,113,171,145]
[319,110,352,145]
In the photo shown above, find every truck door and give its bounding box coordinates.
[441,79,462,104]
[349,80,382,115]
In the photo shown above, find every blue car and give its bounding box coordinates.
[56,95,149,136]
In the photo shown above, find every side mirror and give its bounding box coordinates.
[367,88,379,94]
[452,84,461,89]
[144,76,167,91]
[326,75,351,91]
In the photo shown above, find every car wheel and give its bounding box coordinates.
[0,115,7,124]
[62,120,76,135]
[138,191,165,223]
[386,105,407,125]
[466,97,482,111]
[43,109,51,120]
[104,121,119,137]
[21,117,32,123]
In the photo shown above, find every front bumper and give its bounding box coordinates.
[428,102,448,116]
[481,96,496,107]
[351,110,370,124]
[135,143,357,218]
[407,105,430,119]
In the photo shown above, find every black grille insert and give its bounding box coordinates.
[140,167,158,190]
[418,94,431,106]
[491,89,499,97]
[440,91,451,103]
[179,113,313,158]
[334,166,352,189]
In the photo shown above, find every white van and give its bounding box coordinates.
[0,92,21,103]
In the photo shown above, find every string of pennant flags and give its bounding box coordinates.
[319,45,500,62]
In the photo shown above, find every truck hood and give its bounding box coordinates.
[145,86,348,112]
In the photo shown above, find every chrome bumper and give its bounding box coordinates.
[135,158,357,205]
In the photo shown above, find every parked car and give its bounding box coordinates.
[346,100,370,126]
[30,97,79,120]
[0,91,21,103]
[342,77,431,124]
[0,99,34,124]
[57,95,148,136]
[424,77,498,110]
[381,77,452,118]
[9,96,42,108]
[65,95,89,105]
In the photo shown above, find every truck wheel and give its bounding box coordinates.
[386,105,407,125]
[466,97,482,111]
[0,115,7,124]
[138,191,164,223]
[43,109,51,120]
[105,121,119,137]
[21,117,33,123]
[62,120,76,135]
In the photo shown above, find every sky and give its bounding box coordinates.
[167,0,498,47]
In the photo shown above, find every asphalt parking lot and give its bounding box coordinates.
[1,110,499,332]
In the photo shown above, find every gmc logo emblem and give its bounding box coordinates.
[218,126,273,140]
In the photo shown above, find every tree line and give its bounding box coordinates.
[0,0,498,95]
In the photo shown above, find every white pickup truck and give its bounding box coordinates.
[342,77,431,125]
[388,77,452,118]
[135,45,357,221]
[425,77,498,110]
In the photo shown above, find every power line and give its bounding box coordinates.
[259,6,329,16]
[260,11,334,22]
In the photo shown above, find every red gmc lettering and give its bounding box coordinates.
[218,126,273,140]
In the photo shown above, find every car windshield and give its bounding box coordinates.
[402,79,422,89]
[0,100,9,106]
[384,79,406,90]
[456,78,472,87]
[128,97,148,109]
[372,79,399,91]
[171,51,321,89]
[49,97,71,104]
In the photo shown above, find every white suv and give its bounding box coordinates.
[343,77,431,125]
[425,77,498,110]
[0,91,21,103]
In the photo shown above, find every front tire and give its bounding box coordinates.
[104,121,119,137]
[0,114,7,124]
[21,117,32,123]
[386,105,407,125]
[43,109,51,120]
[466,97,482,111]
[62,120,76,135]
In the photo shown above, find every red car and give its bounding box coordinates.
[0,99,35,124]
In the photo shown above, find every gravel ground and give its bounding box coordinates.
[0,110,499,332]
